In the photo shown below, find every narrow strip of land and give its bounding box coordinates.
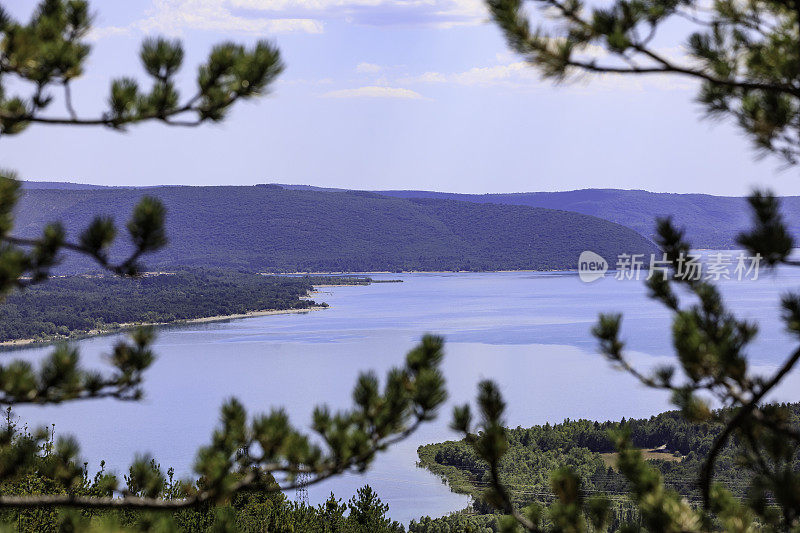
[0,270,375,349]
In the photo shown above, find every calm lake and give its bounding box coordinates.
[7,269,800,524]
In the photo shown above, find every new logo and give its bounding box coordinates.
[578,251,608,282]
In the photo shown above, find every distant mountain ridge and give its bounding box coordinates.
[14,184,655,273]
[370,188,800,249]
[23,181,793,249]
[278,185,800,249]
[22,181,110,190]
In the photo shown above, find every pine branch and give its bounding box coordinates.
[0,337,447,513]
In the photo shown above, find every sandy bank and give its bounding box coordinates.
[0,306,329,349]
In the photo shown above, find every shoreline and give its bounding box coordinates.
[0,272,562,350]
[0,306,329,350]
[261,269,567,275]
[0,269,584,350]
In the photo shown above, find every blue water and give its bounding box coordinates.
[6,270,800,524]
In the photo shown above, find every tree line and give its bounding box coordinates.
[0,270,371,342]
[417,404,800,527]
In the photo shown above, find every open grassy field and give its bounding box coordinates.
[599,448,684,470]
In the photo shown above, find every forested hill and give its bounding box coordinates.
[372,188,800,249]
[21,181,108,190]
[0,270,348,343]
[412,404,800,531]
[14,185,656,273]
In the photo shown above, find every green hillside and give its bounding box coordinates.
[14,185,656,273]
[374,188,800,249]
[413,404,800,530]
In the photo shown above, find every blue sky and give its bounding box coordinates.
[1,0,796,194]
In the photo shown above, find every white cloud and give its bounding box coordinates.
[412,71,447,83]
[146,2,323,34]
[87,26,132,41]
[131,0,486,36]
[447,62,537,86]
[403,62,539,88]
[104,0,325,37]
[267,19,325,33]
[356,62,383,73]
[322,86,425,99]
[86,0,486,42]
[403,53,697,92]
[232,0,486,22]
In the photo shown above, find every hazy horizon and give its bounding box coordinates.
[18,179,792,197]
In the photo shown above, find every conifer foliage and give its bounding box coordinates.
[0,0,283,132]
[454,204,800,531]
[446,0,800,524]
[486,0,800,163]
[0,1,448,528]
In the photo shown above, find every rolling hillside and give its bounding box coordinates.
[13,185,656,273]
[372,188,800,249]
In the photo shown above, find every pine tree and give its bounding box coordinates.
[347,485,402,531]
[486,0,800,163]
[0,1,448,529]
[448,0,800,529]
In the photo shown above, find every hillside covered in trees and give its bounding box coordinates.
[275,185,800,249]
[413,404,800,530]
[372,188,800,249]
[0,270,366,343]
[14,185,656,273]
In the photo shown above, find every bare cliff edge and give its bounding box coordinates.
[15,184,658,273]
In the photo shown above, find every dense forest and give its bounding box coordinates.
[286,186,800,249]
[413,404,800,531]
[42,181,800,252]
[13,185,657,274]
[0,270,370,343]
